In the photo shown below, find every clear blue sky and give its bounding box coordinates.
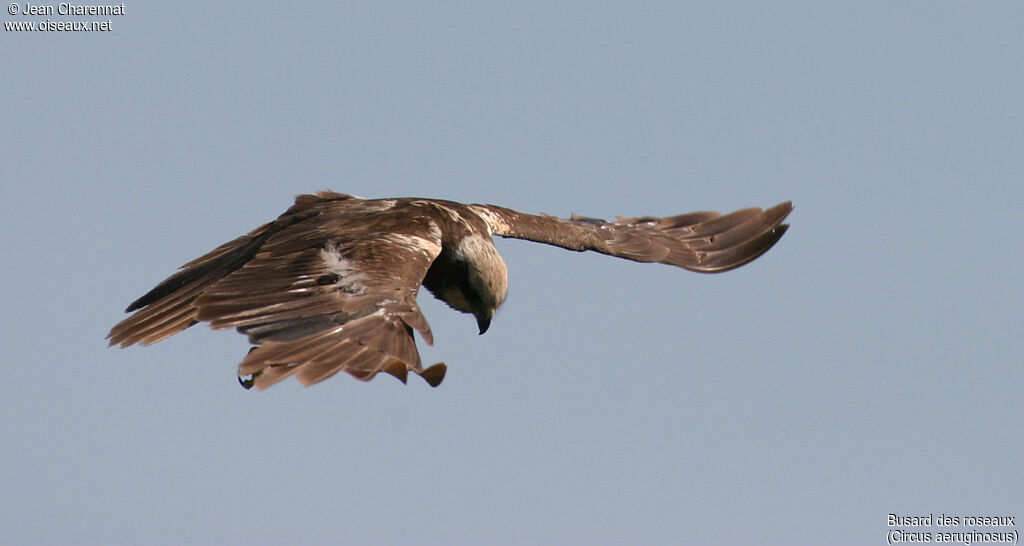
[2,3,1021,545]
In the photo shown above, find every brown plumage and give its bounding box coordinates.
[108,191,792,389]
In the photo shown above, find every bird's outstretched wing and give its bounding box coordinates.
[107,192,447,389]
[468,201,792,273]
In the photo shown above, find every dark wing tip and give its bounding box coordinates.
[416,363,447,387]
[671,200,792,274]
[768,200,794,218]
[381,359,410,384]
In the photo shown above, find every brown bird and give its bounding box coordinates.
[108,191,792,389]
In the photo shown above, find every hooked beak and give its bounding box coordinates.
[476,314,491,335]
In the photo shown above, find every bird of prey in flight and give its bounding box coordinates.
[108,191,792,389]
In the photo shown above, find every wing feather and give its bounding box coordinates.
[107,194,447,388]
[470,201,792,273]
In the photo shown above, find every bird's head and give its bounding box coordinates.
[452,235,508,334]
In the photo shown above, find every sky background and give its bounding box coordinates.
[2,2,1022,545]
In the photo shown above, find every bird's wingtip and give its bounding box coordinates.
[418,363,447,387]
